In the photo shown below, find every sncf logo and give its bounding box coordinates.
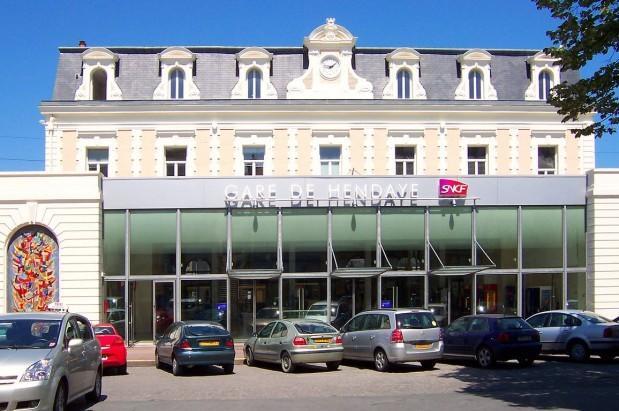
[439,179,468,198]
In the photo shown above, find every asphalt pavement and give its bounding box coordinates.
[69,356,619,411]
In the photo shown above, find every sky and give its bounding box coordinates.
[0,0,616,171]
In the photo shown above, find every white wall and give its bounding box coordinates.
[0,173,102,323]
[587,169,619,319]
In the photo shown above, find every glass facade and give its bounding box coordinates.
[103,203,587,339]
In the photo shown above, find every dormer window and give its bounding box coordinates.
[525,52,560,101]
[468,69,483,99]
[397,69,412,99]
[170,68,184,99]
[75,48,122,101]
[153,47,200,100]
[383,48,426,100]
[455,49,497,100]
[231,48,277,99]
[247,69,262,99]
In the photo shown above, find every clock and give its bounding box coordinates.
[320,56,341,79]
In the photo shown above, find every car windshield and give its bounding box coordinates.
[396,313,438,329]
[185,325,225,336]
[575,312,612,324]
[294,322,337,334]
[497,317,532,331]
[94,326,115,335]
[306,304,336,316]
[0,319,62,349]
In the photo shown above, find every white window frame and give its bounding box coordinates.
[243,146,265,176]
[86,147,110,176]
[311,131,350,176]
[468,70,483,100]
[467,146,487,175]
[319,146,341,176]
[387,130,425,175]
[74,48,122,101]
[153,47,200,100]
[454,49,497,100]
[394,146,416,175]
[231,47,278,99]
[531,131,565,175]
[537,146,557,175]
[525,52,561,101]
[155,131,196,177]
[76,131,117,177]
[538,70,553,101]
[382,48,426,100]
[247,69,262,99]
[234,131,274,176]
[164,147,187,177]
[396,69,412,99]
[169,68,185,99]
[459,131,496,175]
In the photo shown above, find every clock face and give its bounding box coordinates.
[320,56,341,79]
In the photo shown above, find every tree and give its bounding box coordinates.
[534,0,619,138]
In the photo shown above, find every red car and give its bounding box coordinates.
[94,323,127,374]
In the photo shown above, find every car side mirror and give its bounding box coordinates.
[252,332,257,338]
[68,338,84,355]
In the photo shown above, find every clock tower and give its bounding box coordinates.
[287,18,373,99]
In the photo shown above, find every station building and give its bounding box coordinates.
[1,19,617,341]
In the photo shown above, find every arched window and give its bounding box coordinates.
[7,226,60,312]
[247,69,262,99]
[397,69,412,99]
[170,69,185,99]
[91,69,107,101]
[468,70,483,99]
[539,70,552,100]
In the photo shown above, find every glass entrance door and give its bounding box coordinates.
[154,281,175,339]
[331,277,376,328]
[230,278,279,339]
[429,275,472,326]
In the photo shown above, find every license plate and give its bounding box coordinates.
[199,341,220,347]
[414,343,432,350]
[518,336,532,342]
[313,338,331,344]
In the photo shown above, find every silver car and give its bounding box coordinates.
[527,310,619,361]
[0,312,102,411]
[244,319,343,373]
[340,309,443,371]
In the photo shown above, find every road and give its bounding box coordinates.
[70,356,619,411]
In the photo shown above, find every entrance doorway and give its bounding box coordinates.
[429,276,472,326]
[128,280,175,343]
[230,278,278,339]
[331,277,377,328]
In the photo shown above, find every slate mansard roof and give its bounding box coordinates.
[51,46,579,101]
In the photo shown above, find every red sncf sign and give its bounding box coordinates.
[439,179,468,198]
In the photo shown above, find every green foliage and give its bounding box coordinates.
[535,0,618,138]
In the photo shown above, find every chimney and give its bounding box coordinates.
[78,40,87,48]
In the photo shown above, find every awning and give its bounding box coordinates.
[332,267,390,278]
[429,265,493,276]
[227,269,282,280]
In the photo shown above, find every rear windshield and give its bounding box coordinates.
[294,322,337,334]
[575,312,611,324]
[94,326,115,335]
[185,325,226,337]
[497,318,533,331]
[395,313,437,329]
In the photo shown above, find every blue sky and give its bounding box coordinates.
[0,0,616,171]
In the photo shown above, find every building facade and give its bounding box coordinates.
[1,19,613,341]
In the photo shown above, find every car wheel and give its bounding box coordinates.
[518,357,535,367]
[600,353,615,362]
[420,360,436,370]
[222,363,234,374]
[326,361,340,371]
[172,357,183,376]
[53,382,67,411]
[568,341,589,362]
[281,352,295,373]
[476,346,495,369]
[374,349,390,372]
[86,369,102,402]
[245,347,255,366]
[118,364,128,375]
[155,350,161,369]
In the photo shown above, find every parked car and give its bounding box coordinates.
[526,310,619,361]
[442,315,541,368]
[94,323,127,374]
[155,321,235,376]
[306,299,352,329]
[340,309,443,372]
[244,319,343,373]
[0,311,102,410]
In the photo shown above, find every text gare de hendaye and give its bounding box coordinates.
[224,183,420,207]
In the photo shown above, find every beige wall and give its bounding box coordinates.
[517,129,532,174]
[373,128,388,175]
[62,130,78,172]
[496,129,511,175]
[140,130,156,176]
[297,129,312,176]
[273,129,288,176]
[424,128,439,174]
[219,129,234,175]
[349,128,364,175]
[116,130,132,176]
[446,129,460,174]
[195,128,210,176]
[565,130,581,174]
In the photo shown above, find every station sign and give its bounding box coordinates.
[438,178,468,198]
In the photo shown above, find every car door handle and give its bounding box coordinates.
[352,336,357,341]
[370,335,375,340]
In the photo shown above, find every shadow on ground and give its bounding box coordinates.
[438,356,619,410]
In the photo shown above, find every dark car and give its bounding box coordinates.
[155,321,235,376]
[442,315,541,368]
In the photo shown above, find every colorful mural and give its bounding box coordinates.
[8,227,59,312]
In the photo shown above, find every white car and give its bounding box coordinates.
[526,310,619,361]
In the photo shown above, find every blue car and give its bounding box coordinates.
[442,315,541,368]
[155,321,235,376]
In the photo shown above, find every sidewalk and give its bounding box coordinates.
[127,343,246,366]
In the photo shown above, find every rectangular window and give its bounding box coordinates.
[243,146,265,176]
[129,211,177,276]
[87,148,109,177]
[522,207,563,269]
[320,146,341,176]
[538,146,557,175]
[282,209,328,272]
[165,147,187,177]
[103,211,125,276]
[395,146,415,175]
[467,146,487,175]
